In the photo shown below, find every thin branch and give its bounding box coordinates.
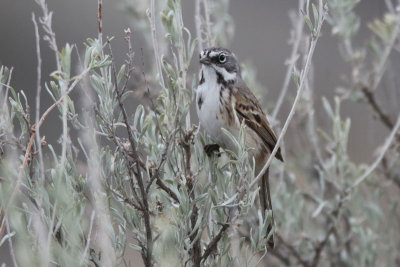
[145,131,173,193]
[275,233,309,267]
[195,0,203,52]
[181,126,201,266]
[109,185,144,211]
[156,179,179,203]
[1,67,13,109]
[34,0,60,71]
[80,210,96,265]
[108,34,153,267]
[272,0,305,120]
[310,225,334,267]
[5,66,90,217]
[201,219,230,262]
[252,2,327,191]
[362,87,395,130]
[371,8,400,92]
[46,202,57,260]
[147,0,165,88]
[384,0,395,13]
[382,156,400,189]
[6,218,18,267]
[208,6,327,253]
[202,0,212,47]
[351,115,400,189]
[97,0,103,43]
[32,13,45,181]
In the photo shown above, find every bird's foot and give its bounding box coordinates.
[204,144,221,157]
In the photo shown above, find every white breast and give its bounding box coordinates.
[196,66,238,149]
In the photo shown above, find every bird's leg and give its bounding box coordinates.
[204,144,220,157]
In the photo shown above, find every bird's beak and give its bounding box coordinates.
[200,56,211,65]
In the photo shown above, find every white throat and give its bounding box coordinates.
[201,65,218,83]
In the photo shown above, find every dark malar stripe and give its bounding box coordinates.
[216,71,235,87]
[216,71,225,85]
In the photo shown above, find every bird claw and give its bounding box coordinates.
[204,144,221,157]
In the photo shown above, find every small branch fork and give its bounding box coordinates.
[179,126,201,266]
[253,0,327,198]
[107,32,154,266]
[177,125,232,265]
[0,67,91,235]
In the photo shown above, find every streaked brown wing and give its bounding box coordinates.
[233,84,283,162]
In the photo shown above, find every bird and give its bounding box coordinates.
[196,47,283,249]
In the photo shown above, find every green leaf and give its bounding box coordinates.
[312,3,319,30]
[129,243,143,252]
[304,15,314,34]
[0,231,15,246]
[117,64,126,84]
[322,97,334,119]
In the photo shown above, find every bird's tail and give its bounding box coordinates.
[260,167,274,249]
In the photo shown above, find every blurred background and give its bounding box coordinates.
[1,0,399,265]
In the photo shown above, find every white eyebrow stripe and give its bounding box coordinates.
[209,51,220,58]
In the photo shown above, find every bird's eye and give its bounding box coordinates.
[219,54,226,63]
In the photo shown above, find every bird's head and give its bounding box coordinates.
[199,47,241,82]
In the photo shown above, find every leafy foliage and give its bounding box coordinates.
[0,0,399,266]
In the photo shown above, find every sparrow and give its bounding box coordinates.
[196,47,283,249]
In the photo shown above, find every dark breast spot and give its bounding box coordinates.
[197,94,203,110]
[199,71,205,85]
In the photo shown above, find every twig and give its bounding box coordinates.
[276,233,309,267]
[1,67,13,109]
[145,131,173,194]
[384,0,395,13]
[362,87,395,130]
[202,0,212,47]
[108,34,153,266]
[351,115,400,189]
[156,179,179,203]
[269,247,291,266]
[80,210,96,265]
[310,225,334,267]
[34,0,60,70]
[147,0,165,88]
[201,219,230,262]
[272,0,305,120]
[205,5,326,258]
[195,0,203,52]
[252,1,327,191]
[109,185,144,211]
[5,67,90,220]
[181,126,201,266]
[370,8,400,92]
[32,13,45,181]
[97,0,102,42]
[6,218,18,267]
[382,156,400,189]
[84,112,116,266]
[301,32,324,167]
[46,202,57,260]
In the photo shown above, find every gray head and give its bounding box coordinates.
[199,47,241,80]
